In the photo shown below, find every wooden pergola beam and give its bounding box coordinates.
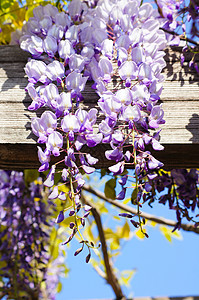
[0,45,199,170]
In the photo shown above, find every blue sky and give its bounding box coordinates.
[56,171,199,300]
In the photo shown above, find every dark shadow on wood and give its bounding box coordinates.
[186,113,199,143]
[164,47,199,87]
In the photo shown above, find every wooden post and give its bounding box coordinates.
[0,45,199,170]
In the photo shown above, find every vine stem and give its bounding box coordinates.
[67,138,84,241]
[132,128,144,234]
[82,195,126,300]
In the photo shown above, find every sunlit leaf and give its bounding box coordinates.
[135,228,146,239]
[120,221,130,240]
[110,238,120,250]
[159,225,183,242]
[172,229,183,240]
[131,188,137,204]
[57,282,62,293]
[123,197,131,204]
[24,169,39,185]
[113,215,121,220]
[150,221,157,227]
[104,228,115,240]
[100,168,107,178]
[104,178,116,200]
[119,269,136,287]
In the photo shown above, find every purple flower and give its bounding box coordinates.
[115,88,133,105]
[86,154,98,165]
[48,24,64,41]
[46,61,65,82]
[61,114,80,132]
[49,186,59,199]
[116,188,126,200]
[58,39,75,60]
[85,133,103,147]
[65,71,88,95]
[117,47,128,66]
[101,39,113,59]
[56,211,64,223]
[122,105,141,123]
[149,104,165,128]
[119,61,138,83]
[20,35,44,57]
[82,165,96,174]
[105,148,123,162]
[46,131,63,156]
[25,59,48,84]
[145,182,152,192]
[39,15,53,35]
[98,57,113,82]
[55,11,71,30]
[148,155,164,170]
[65,24,79,44]
[76,173,85,189]
[37,146,50,172]
[59,191,67,201]
[119,213,133,218]
[69,54,85,72]
[43,83,61,109]
[118,175,128,186]
[44,165,56,187]
[44,36,58,57]
[115,34,131,50]
[68,0,87,20]
[138,63,153,85]
[75,109,93,132]
[56,91,72,116]
[109,161,124,175]
[26,83,46,110]
[31,111,57,143]
[98,93,122,121]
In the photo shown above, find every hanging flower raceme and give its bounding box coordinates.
[0,170,65,299]
[144,169,199,230]
[19,0,180,244]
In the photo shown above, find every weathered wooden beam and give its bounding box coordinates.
[0,45,199,170]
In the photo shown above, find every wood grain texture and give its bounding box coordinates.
[0,45,199,170]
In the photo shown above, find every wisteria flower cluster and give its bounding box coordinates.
[145,168,199,230]
[155,0,184,45]
[0,170,66,299]
[19,0,181,241]
[155,0,199,73]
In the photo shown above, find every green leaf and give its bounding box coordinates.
[159,225,183,242]
[135,228,146,239]
[120,221,130,240]
[100,168,107,178]
[104,228,115,240]
[57,282,62,293]
[131,188,137,204]
[110,238,120,250]
[24,169,39,185]
[119,269,136,287]
[0,0,15,11]
[123,197,131,204]
[104,178,116,199]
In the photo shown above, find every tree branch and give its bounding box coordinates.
[82,185,199,235]
[82,194,126,300]
[161,27,199,47]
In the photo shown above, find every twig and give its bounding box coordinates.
[82,185,199,235]
[161,28,199,47]
[82,194,126,300]
[93,264,106,279]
